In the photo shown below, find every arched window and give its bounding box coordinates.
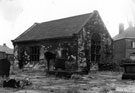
[91,33,101,62]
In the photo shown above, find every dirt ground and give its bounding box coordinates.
[0,69,135,93]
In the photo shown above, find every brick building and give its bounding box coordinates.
[113,24,135,62]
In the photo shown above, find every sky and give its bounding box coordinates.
[0,0,135,48]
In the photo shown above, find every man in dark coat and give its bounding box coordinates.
[0,55,11,78]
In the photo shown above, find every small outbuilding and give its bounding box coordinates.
[12,10,112,72]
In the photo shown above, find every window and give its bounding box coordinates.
[30,46,39,61]
[131,41,135,48]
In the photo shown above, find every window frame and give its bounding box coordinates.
[30,46,40,62]
[131,41,135,48]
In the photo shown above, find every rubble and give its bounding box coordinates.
[2,78,32,89]
[3,79,20,88]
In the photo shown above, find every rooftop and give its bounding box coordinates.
[13,11,98,43]
[0,44,13,54]
[113,26,135,41]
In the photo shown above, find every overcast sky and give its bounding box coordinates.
[0,0,135,48]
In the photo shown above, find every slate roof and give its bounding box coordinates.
[13,11,97,43]
[0,45,13,54]
[113,26,135,41]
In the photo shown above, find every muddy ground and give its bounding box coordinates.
[0,68,135,93]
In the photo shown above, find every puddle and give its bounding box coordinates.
[15,90,47,93]
[42,85,67,90]
[116,85,135,92]
[107,79,117,82]
[89,80,101,84]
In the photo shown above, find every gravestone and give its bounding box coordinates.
[121,58,135,80]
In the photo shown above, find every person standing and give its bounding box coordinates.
[40,45,48,71]
[39,45,45,64]
[0,55,11,78]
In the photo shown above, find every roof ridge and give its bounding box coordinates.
[41,13,92,24]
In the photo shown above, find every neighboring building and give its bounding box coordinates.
[0,43,14,61]
[12,10,112,71]
[113,24,135,62]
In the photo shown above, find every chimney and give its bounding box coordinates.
[3,43,7,47]
[128,21,133,27]
[119,23,124,34]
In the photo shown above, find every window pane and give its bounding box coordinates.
[30,46,39,61]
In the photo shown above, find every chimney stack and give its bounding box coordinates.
[119,23,124,34]
[128,21,133,27]
[3,43,7,47]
